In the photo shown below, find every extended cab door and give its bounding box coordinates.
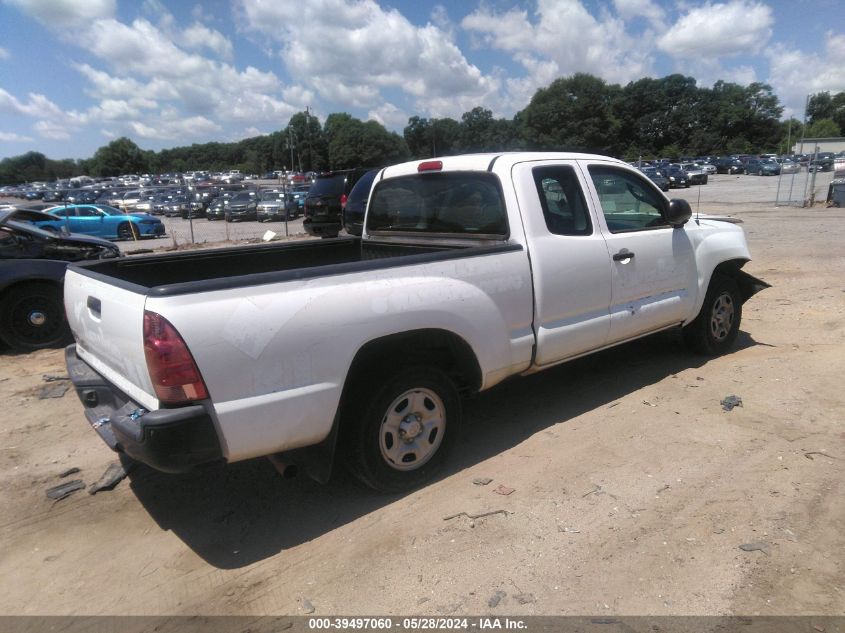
[582,162,696,345]
[512,160,612,364]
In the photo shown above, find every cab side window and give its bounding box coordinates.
[532,165,591,236]
[588,166,668,233]
[77,206,99,217]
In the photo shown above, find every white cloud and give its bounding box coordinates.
[2,0,115,27]
[0,88,78,122]
[34,120,71,140]
[657,1,773,58]
[0,46,9,60]
[182,23,234,60]
[613,0,664,29]
[368,102,409,130]
[461,0,655,89]
[766,31,845,119]
[0,131,32,142]
[239,0,498,118]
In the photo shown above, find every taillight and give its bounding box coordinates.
[340,193,348,209]
[418,160,443,172]
[143,311,208,405]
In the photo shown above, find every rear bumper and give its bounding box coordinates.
[303,217,341,237]
[65,345,223,473]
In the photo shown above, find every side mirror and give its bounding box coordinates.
[666,199,692,227]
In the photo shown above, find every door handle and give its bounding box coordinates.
[613,251,635,261]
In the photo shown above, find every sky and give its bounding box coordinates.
[0,0,843,160]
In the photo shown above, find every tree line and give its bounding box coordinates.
[2,73,844,185]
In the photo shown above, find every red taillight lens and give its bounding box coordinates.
[340,193,348,209]
[418,160,443,172]
[143,311,208,404]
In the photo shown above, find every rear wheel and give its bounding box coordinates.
[683,275,742,356]
[0,283,70,352]
[344,366,460,492]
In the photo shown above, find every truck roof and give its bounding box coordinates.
[380,152,627,179]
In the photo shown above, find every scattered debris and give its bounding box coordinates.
[803,451,840,461]
[720,395,743,411]
[262,230,277,242]
[558,526,580,534]
[58,467,80,478]
[46,480,85,501]
[514,593,535,605]
[443,510,509,522]
[582,484,603,498]
[713,527,726,534]
[493,484,515,496]
[642,400,657,407]
[38,382,69,399]
[41,374,69,382]
[656,484,671,494]
[608,402,620,408]
[738,542,770,555]
[473,477,493,486]
[301,598,315,614]
[488,591,506,608]
[127,408,146,421]
[88,461,135,495]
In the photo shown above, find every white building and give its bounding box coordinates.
[792,137,845,154]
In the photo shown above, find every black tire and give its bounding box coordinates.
[0,282,70,352]
[344,366,460,493]
[683,274,742,356]
[117,222,139,240]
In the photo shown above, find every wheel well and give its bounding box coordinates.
[710,259,769,303]
[343,329,482,398]
[0,279,63,303]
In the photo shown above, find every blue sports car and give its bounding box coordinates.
[41,204,165,240]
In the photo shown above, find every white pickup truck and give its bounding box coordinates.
[64,153,767,491]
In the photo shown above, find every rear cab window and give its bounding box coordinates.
[367,172,508,238]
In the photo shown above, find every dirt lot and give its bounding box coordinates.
[0,172,843,618]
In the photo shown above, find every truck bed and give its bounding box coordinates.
[70,237,520,297]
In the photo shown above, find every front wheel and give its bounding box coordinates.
[683,275,742,355]
[117,222,139,240]
[345,366,460,492]
[0,282,70,352]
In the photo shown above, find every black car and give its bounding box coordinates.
[206,197,227,221]
[0,209,121,352]
[663,165,690,188]
[342,169,378,236]
[639,167,670,192]
[225,191,259,222]
[303,169,370,238]
[809,152,835,172]
[715,157,744,174]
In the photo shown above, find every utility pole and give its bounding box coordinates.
[305,106,313,172]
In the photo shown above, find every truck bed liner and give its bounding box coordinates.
[70,237,521,297]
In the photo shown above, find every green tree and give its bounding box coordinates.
[90,137,148,176]
[519,73,621,154]
[805,118,841,138]
[327,117,409,168]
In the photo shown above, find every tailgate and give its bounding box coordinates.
[63,268,158,411]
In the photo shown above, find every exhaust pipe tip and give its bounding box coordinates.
[268,454,298,479]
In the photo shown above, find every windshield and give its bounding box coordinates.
[367,172,508,237]
[260,192,285,201]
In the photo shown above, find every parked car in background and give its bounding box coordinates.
[304,168,370,238]
[663,164,690,188]
[256,190,292,222]
[679,163,709,185]
[206,197,227,221]
[342,169,379,236]
[744,158,780,176]
[715,157,744,174]
[809,152,835,172]
[776,158,800,174]
[0,208,121,352]
[640,167,670,192]
[225,191,259,222]
[43,204,165,240]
